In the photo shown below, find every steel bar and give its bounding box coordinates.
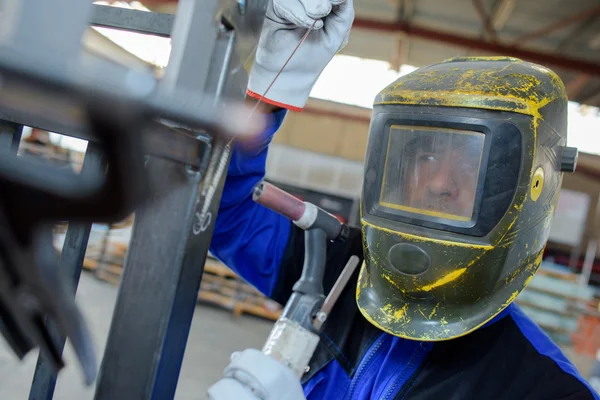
[159,0,218,95]
[0,44,257,136]
[92,156,208,400]
[93,0,248,397]
[352,19,600,77]
[513,5,600,47]
[489,0,515,31]
[90,4,174,37]
[93,224,112,281]
[0,120,21,351]
[579,238,598,288]
[0,121,23,153]
[472,0,497,42]
[0,47,240,167]
[28,144,104,400]
[0,106,210,168]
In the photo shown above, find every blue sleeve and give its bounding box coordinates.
[209,109,292,298]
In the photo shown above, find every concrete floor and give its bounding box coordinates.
[0,273,596,399]
[0,273,273,400]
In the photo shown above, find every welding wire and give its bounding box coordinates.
[198,22,317,227]
[248,19,318,118]
[243,43,259,73]
[313,255,360,331]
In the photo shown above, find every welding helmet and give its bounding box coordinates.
[357,57,578,341]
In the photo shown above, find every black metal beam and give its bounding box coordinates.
[0,121,23,153]
[93,156,206,400]
[89,5,174,37]
[93,1,244,397]
[28,144,104,400]
[0,120,21,346]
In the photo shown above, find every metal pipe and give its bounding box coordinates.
[512,5,600,47]
[28,144,103,399]
[351,19,600,77]
[472,0,497,42]
[0,121,23,153]
[579,238,597,288]
[90,5,174,37]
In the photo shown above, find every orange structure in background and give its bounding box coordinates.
[571,305,600,358]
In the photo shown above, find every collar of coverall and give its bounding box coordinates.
[481,303,515,329]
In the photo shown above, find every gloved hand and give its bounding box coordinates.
[207,349,307,400]
[247,0,355,111]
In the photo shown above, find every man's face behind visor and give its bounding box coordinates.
[379,126,485,222]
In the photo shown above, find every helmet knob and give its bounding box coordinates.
[560,146,578,173]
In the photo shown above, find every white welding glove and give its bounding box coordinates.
[247,0,355,111]
[207,349,306,400]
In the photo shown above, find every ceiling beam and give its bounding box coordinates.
[469,0,515,56]
[556,15,598,53]
[398,0,415,20]
[390,0,414,70]
[390,34,410,70]
[489,0,516,31]
[352,19,600,77]
[472,0,498,42]
[513,5,600,47]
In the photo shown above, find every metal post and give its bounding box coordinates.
[158,0,218,95]
[0,120,21,336]
[28,144,104,400]
[94,1,242,398]
[94,224,112,280]
[0,124,22,334]
[0,120,23,153]
[579,237,598,288]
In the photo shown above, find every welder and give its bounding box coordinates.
[209,0,599,398]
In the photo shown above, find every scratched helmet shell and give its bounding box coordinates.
[356,57,578,341]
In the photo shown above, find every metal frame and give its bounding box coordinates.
[29,144,104,400]
[94,4,237,396]
[0,121,23,153]
[0,1,267,399]
[90,4,174,37]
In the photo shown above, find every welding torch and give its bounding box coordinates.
[252,180,357,375]
[252,180,350,243]
[208,177,359,400]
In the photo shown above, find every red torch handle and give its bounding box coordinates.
[252,181,306,222]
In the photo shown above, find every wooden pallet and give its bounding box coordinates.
[77,230,281,321]
[517,262,599,345]
[199,258,282,321]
